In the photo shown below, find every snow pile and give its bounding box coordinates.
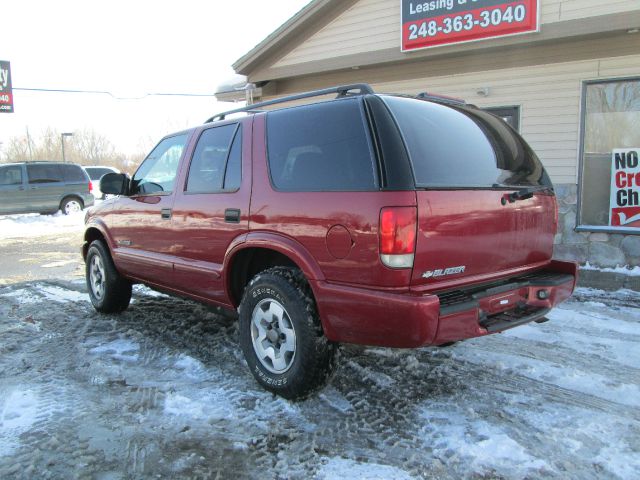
[0,211,85,239]
[581,262,640,276]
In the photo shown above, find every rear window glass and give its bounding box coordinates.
[60,164,88,183]
[267,98,377,191]
[85,167,114,180]
[382,96,550,188]
[27,164,63,183]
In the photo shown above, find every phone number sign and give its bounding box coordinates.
[0,60,13,113]
[401,0,539,52]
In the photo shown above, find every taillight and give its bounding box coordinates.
[379,206,417,269]
[89,181,93,193]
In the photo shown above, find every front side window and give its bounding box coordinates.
[267,98,377,191]
[382,96,549,188]
[132,134,188,195]
[27,164,63,184]
[186,124,241,193]
[579,79,640,232]
[0,166,23,186]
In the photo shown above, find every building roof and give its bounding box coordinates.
[233,0,354,76]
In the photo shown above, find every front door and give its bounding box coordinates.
[0,164,28,214]
[108,133,191,284]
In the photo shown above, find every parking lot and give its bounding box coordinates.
[1,213,639,479]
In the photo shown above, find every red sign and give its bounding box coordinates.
[610,148,640,229]
[401,0,539,52]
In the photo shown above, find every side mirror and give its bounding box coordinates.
[100,173,130,195]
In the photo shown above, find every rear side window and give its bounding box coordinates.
[382,96,551,188]
[27,164,63,183]
[60,164,88,183]
[267,98,377,191]
[186,124,241,193]
[0,165,23,185]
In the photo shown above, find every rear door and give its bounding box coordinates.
[170,119,251,303]
[0,164,28,214]
[380,96,556,291]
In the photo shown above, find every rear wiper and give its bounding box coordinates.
[498,185,553,205]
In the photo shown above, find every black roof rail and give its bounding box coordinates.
[416,92,467,106]
[205,83,375,123]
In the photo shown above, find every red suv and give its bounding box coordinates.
[83,84,577,399]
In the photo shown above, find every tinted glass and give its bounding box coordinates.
[0,166,23,186]
[132,134,188,194]
[382,96,550,188]
[224,129,242,190]
[267,98,377,191]
[186,124,238,193]
[85,167,114,180]
[60,164,88,183]
[27,164,63,183]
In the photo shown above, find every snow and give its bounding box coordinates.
[0,390,39,457]
[581,261,640,276]
[423,407,550,477]
[89,339,140,362]
[1,281,639,478]
[0,211,85,239]
[317,458,416,480]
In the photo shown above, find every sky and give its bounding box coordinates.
[0,0,312,156]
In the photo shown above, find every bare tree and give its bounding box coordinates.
[0,128,142,173]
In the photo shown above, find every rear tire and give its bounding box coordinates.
[239,267,336,400]
[86,240,132,313]
[61,196,83,215]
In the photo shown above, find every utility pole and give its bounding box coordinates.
[61,132,73,162]
[25,127,33,160]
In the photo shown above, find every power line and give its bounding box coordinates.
[13,87,217,100]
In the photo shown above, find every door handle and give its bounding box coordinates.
[161,208,172,220]
[225,208,241,223]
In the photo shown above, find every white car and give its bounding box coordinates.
[84,166,120,199]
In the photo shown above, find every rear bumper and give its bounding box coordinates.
[312,260,577,348]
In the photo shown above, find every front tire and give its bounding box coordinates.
[86,240,132,313]
[239,267,336,400]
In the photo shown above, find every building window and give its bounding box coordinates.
[484,106,520,132]
[578,78,640,232]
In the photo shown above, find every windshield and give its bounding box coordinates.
[382,95,551,188]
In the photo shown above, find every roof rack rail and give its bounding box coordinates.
[416,92,467,106]
[205,83,374,123]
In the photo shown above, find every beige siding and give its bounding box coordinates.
[548,0,640,22]
[265,49,640,185]
[273,0,640,68]
[274,0,398,68]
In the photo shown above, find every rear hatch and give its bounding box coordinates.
[380,95,557,291]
